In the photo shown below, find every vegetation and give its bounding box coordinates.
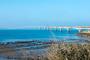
[0,43,90,60]
[47,43,90,60]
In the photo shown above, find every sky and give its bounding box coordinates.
[0,0,90,28]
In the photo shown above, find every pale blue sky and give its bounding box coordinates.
[0,0,90,28]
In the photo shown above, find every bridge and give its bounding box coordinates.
[30,26,90,33]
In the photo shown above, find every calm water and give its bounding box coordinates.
[0,29,86,43]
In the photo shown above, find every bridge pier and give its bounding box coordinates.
[45,27,90,33]
[59,27,71,32]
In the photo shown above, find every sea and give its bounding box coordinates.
[0,29,87,43]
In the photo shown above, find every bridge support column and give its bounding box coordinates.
[68,28,71,33]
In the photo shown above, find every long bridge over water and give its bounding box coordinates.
[30,26,90,32]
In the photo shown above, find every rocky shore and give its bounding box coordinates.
[0,40,90,60]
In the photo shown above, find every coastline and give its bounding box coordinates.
[0,29,90,60]
[0,41,90,60]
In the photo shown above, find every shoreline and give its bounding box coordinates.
[0,41,90,60]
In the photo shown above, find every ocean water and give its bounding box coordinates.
[0,29,86,43]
